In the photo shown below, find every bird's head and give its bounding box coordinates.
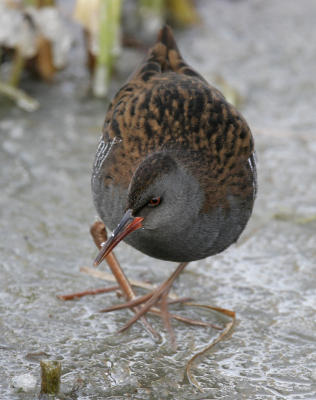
[94,151,204,265]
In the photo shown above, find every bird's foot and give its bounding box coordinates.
[62,221,222,344]
[57,285,119,301]
[99,262,222,347]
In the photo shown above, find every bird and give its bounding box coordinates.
[90,25,257,337]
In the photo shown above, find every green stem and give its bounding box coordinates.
[93,0,122,97]
[40,360,61,396]
[0,80,40,111]
[24,0,55,7]
[140,0,164,14]
[9,48,25,87]
[165,0,199,26]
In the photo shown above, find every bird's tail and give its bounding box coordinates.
[131,25,206,83]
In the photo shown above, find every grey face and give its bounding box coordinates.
[131,167,203,233]
[121,155,213,261]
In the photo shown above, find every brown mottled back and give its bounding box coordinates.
[99,25,255,214]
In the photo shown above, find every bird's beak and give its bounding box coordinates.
[93,209,143,266]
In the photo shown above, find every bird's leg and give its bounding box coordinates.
[118,262,188,334]
[58,286,120,301]
[160,286,176,347]
[90,221,136,300]
[90,221,160,339]
[96,261,188,344]
[65,222,217,340]
[58,220,158,339]
[60,221,139,302]
[99,259,220,337]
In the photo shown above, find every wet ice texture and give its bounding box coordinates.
[1,0,316,399]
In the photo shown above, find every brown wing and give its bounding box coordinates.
[99,26,255,207]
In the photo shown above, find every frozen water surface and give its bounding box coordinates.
[1,0,316,399]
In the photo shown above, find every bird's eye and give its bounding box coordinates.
[148,197,161,207]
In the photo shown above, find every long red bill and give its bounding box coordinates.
[94,209,143,267]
